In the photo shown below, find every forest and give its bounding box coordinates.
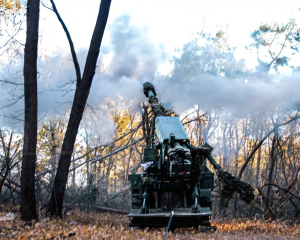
[1,0,300,239]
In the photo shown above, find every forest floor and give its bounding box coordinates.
[0,207,299,240]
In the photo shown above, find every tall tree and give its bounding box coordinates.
[46,0,112,217]
[20,0,40,221]
[250,20,300,75]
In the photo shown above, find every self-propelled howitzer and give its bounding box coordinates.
[127,82,216,229]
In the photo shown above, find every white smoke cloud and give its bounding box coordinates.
[1,14,300,139]
[157,74,300,117]
[87,15,164,112]
[0,15,164,140]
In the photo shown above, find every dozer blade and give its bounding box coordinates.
[128,211,212,228]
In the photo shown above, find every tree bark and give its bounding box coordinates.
[0,163,10,195]
[20,0,40,221]
[255,115,263,188]
[266,128,278,205]
[46,0,112,217]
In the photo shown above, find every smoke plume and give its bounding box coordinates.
[1,14,300,139]
[155,73,300,118]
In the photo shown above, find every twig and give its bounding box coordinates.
[238,115,300,178]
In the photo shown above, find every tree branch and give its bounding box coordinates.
[49,0,81,87]
[36,137,144,178]
[261,183,300,202]
[272,163,300,210]
[238,115,300,178]
[69,137,144,172]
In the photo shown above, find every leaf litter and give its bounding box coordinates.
[0,210,299,239]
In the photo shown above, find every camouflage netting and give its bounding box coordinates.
[190,145,256,208]
[160,105,179,117]
[190,146,210,185]
[216,169,257,208]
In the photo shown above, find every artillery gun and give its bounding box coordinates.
[127,82,255,229]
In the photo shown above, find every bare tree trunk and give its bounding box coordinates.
[124,116,135,186]
[266,128,278,205]
[46,0,112,217]
[104,145,114,196]
[238,115,300,179]
[0,163,10,195]
[20,0,40,221]
[0,131,13,194]
[233,125,240,215]
[255,115,263,188]
[86,154,90,186]
[222,122,228,168]
[71,156,76,187]
[125,146,132,186]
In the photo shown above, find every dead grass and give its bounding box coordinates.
[0,209,299,239]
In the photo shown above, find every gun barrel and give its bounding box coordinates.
[143,82,156,98]
[143,82,162,116]
[147,90,155,98]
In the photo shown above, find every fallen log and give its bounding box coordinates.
[96,206,129,215]
[63,203,130,215]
